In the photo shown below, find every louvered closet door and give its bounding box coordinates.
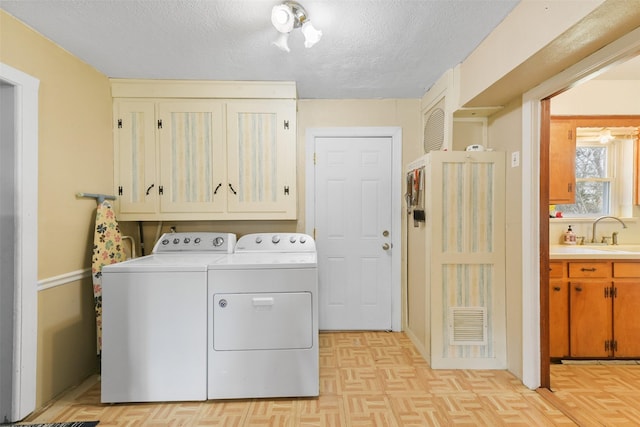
[158,101,226,214]
[226,100,296,218]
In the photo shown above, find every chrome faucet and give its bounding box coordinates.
[591,216,627,243]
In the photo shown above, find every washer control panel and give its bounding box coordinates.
[152,232,236,253]
[235,233,315,252]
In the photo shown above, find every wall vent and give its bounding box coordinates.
[449,307,487,346]
[423,98,445,153]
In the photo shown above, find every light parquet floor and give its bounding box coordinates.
[23,332,633,427]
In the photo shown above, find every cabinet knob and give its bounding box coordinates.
[553,286,561,292]
[575,286,583,292]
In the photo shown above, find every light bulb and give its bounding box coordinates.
[273,32,290,53]
[301,21,322,48]
[271,5,295,33]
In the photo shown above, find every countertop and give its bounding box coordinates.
[550,244,640,260]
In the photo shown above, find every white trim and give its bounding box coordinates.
[305,127,403,332]
[37,269,91,292]
[521,27,640,390]
[0,62,39,422]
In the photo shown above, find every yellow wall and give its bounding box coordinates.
[1,11,113,407]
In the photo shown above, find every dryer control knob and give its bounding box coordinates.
[183,238,191,244]
[255,236,263,244]
[289,236,297,243]
[162,239,169,245]
[272,235,280,244]
[213,237,224,247]
[194,237,201,244]
[173,238,180,244]
[300,236,307,244]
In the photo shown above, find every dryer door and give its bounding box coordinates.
[213,292,313,350]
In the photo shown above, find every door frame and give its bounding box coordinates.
[520,27,640,390]
[0,63,39,422]
[305,127,402,332]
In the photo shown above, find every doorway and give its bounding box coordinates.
[305,127,402,332]
[520,28,640,390]
[0,63,39,423]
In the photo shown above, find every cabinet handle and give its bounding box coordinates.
[568,183,572,193]
[580,267,596,272]
[553,286,561,292]
[213,183,222,195]
[146,184,155,195]
[575,286,583,292]
[228,183,237,195]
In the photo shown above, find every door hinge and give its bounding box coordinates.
[313,228,316,240]
[157,119,163,129]
[613,340,618,352]
[612,286,617,298]
[118,186,123,196]
[284,185,290,195]
[284,120,289,130]
[117,119,123,129]
[159,185,164,195]
[605,340,610,352]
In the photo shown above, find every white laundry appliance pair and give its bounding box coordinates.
[100,231,318,403]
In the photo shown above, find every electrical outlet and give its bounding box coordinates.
[511,151,520,168]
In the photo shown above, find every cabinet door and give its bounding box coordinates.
[549,119,575,204]
[226,100,296,219]
[113,101,158,217]
[158,101,226,215]
[549,279,569,358]
[570,281,612,357]
[613,281,640,357]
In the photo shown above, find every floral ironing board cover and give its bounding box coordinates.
[91,200,126,355]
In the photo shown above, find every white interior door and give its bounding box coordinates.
[314,136,393,330]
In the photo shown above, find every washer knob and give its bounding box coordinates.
[272,235,280,244]
[173,238,180,244]
[213,237,224,247]
[255,236,263,244]
[183,237,191,244]
[289,236,297,243]
[162,239,169,245]
[194,237,201,244]
[300,236,307,244]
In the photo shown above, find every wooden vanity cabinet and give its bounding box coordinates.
[612,262,640,357]
[549,261,569,358]
[559,260,640,358]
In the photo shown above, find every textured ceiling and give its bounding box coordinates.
[0,0,523,99]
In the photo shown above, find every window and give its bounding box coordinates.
[556,126,635,218]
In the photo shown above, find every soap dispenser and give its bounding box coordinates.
[563,225,577,245]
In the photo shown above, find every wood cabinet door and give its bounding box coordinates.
[226,100,296,218]
[549,279,569,358]
[113,101,158,217]
[570,281,612,357]
[158,101,226,215]
[613,281,640,357]
[549,119,575,204]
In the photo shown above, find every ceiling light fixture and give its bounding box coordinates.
[271,1,322,52]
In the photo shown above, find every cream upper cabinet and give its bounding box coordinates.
[111,80,297,221]
[157,101,226,216]
[226,100,296,218]
[113,100,158,218]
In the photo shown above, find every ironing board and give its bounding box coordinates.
[91,200,126,356]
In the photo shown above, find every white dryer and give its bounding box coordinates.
[207,233,318,399]
[101,232,235,403]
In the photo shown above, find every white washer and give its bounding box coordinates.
[207,233,318,399]
[101,232,236,403]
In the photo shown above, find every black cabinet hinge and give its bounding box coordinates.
[284,186,290,195]
[117,119,123,129]
[118,186,123,196]
[284,120,289,130]
[159,185,164,195]
[157,119,163,129]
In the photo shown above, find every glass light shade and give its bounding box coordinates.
[271,5,295,33]
[301,21,322,48]
[273,32,291,52]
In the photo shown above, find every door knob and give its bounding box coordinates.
[382,243,390,250]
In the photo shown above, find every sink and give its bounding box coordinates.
[595,245,640,253]
[550,244,640,259]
